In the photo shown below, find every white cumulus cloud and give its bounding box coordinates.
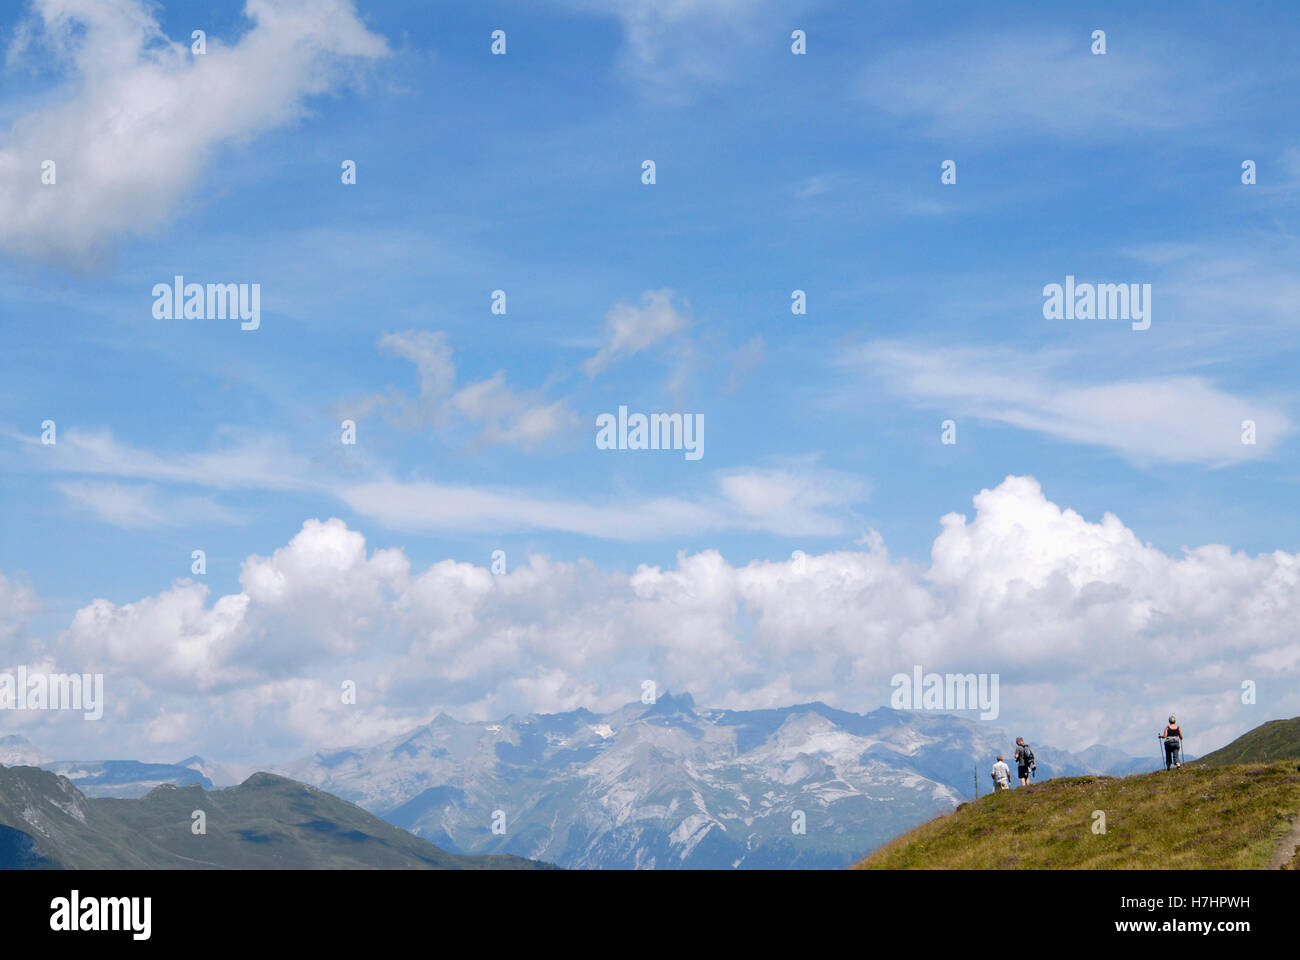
[11,476,1296,762]
[0,0,387,262]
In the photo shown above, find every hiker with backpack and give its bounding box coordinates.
[1160,716,1184,769]
[1014,737,1036,786]
[991,755,1011,791]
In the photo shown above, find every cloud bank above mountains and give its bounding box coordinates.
[3,475,1294,763]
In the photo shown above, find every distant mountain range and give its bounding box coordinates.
[0,764,547,869]
[0,736,248,798]
[5,696,1152,869]
[271,695,1150,869]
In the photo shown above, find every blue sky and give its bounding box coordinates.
[1,0,1298,763]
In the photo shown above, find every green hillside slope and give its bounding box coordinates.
[856,762,1300,869]
[0,765,548,870]
[1196,717,1300,767]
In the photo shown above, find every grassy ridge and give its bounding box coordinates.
[1195,717,1300,767]
[856,763,1300,870]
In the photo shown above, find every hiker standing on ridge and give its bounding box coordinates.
[1160,715,1184,769]
[1014,737,1036,786]
[991,755,1011,791]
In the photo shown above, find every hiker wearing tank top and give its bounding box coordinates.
[1161,716,1184,769]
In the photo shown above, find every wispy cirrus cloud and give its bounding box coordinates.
[859,31,1217,140]
[4,425,319,491]
[369,330,579,451]
[1117,238,1300,341]
[557,0,809,102]
[5,423,867,539]
[857,342,1292,465]
[339,462,866,540]
[583,288,692,375]
[55,480,244,529]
